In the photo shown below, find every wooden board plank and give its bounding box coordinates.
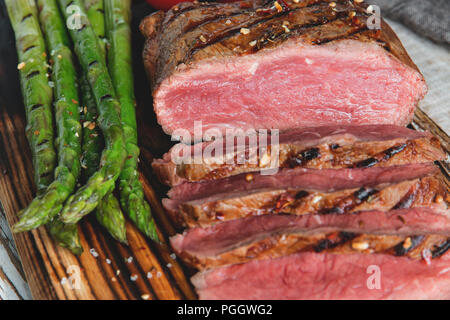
[0,1,448,300]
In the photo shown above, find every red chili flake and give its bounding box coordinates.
[127,155,133,159]
[275,193,295,211]
[72,99,79,105]
[34,130,40,136]
[68,111,73,116]
[326,232,339,241]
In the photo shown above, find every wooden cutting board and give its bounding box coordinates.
[0,1,448,300]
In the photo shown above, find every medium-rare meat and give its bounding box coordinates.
[168,162,438,203]
[171,209,450,269]
[140,0,427,136]
[191,251,450,300]
[153,125,444,186]
[164,163,446,227]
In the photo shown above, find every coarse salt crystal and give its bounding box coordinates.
[141,294,150,300]
[156,272,162,278]
[422,249,432,265]
[89,248,99,258]
[130,275,138,282]
[352,241,369,251]
[147,272,153,279]
[106,259,111,265]
[240,28,250,35]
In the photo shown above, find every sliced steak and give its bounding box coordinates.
[171,208,450,269]
[141,1,427,136]
[176,230,448,270]
[191,251,450,300]
[153,125,444,186]
[164,163,445,227]
[172,208,450,259]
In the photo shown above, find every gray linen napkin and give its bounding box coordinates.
[369,0,450,44]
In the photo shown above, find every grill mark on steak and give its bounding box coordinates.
[314,231,357,252]
[393,184,418,210]
[185,2,357,64]
[353,143,408,168]
[320,187,379,215]
[164,1,222,25]
[250,13,369,53]
[432,239,450,258]
[286,147,321,168]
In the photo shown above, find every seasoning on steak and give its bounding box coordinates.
[163,163,445,227]
[171,209,450,269]
[152,125,444,186]
[191,250,450,300]
[141,1,427,136]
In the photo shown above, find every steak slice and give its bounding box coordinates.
[171,209,450,269]
[153,125,444,186]
[164,163,446,227]
[141,1,427,136]
[191,251,450,300]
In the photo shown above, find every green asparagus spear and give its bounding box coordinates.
[105,0,159,241]
[80,0,104,180]
[80,69,104,181]
[12,0,83,234]
[96,193,127,243]
[5,0,57,194]
[83,0,106,55]
[58,0,127,224]
[80,0,128,242]
[49,218,83,255]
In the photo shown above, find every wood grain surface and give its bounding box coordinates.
[0,1,448,300]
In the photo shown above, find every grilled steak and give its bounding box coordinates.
[171,209,450,269]
[140,0,427,136]
[164,163,446,227]
[153,125,444,186]
[191,250,450,300]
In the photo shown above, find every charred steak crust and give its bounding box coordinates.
[176,232,450,270]
[153,125,445,186]
[140,0,421,93]
[167,172,449,228]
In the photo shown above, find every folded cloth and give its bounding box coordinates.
[369,0,450,44]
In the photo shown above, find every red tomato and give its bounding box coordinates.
[146,0,239,11]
